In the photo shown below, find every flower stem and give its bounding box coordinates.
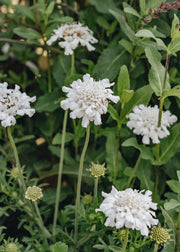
[153,243,159,252]
[114,122,122,180]
[94,177,98,202]
[74,125,90,244]
[127,154,141,187]
[175,208,180,252]
[121,228,129,252]
[34,201,49,242]
[71,52,75,75]
[7,126,26,192]
[47,51,52,93]
[52,110,68,237]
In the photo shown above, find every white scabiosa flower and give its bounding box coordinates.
[0,82,36,127]
[126,104,177,144]
[46,22,98,55]
[60,74,120,127]
[96,186,158,236]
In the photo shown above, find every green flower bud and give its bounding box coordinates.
[89,163,106,178]
[82,194,93,205]
[5,242,18,252]
[150,226,170,244]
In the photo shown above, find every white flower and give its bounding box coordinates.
[96,186,158,236]
[0,82,36,127]
[46,22,98,55]
[126,104,177,144]
[60,74,120,127]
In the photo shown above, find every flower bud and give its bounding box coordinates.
[5,242,18,252]
[150,226,170,244]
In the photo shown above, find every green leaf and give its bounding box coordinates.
[136,159,154,191]
[177,171,180,183]
[169,37,180,53]
[164,199,180,210]
[121,90,134,104]
[50,241,68,252]
[109,9,135,42]
[162,85,180,98]
[13,27,42,40]
[145,47,170,96]
[139,0,146,16]
[35,90,60,112]
[15,5,35,22]
[157,123,180,165]
[124,6,140,18]
[52,132,74,145]
[89,0,117,14]
[119,39,133,53]
[166,180,180,194]
[171,14,180,39]
[121,85,153,122]
[107,104,120,122]
[46,1,55,15]
[93,46,130,81]
[117,65,130,97]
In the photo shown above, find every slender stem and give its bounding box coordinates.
[114,122,122,180]
[7,126,26,192]
[71,52,75,75]
[47,51,52,93]
[175,208,180,252]
[153,243,159,252]
[34,201,49,243]
[127,154,141,187]
[153,165,159,202]
[121,228,129,252]
[0,146,7,157]
[94,177,98,202]
[74,125,90,244]
[73,119,78,157]
[52,110,68,237]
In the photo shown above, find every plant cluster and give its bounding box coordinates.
[0,0,180,251]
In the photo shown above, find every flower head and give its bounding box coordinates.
[5,242,18,252]
[25,186,43,201]
[89,163,106,178]
[10,167,20,179]
[0,82,36,127]
[150,226,170,244]
[46,22,98,55]
[61,74,120,127]
[126,104,177,144]
[82,194,93,205]
[96,186,158,236]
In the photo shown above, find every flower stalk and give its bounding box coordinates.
[52,109,68,237]
[74,124,90,243]
[121,228,129,252]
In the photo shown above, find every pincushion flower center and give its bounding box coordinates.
[63,26,84,38]
[143,110,158,124]
[79,85,104,106]
[1,95,16,108]
[115,193,144,210]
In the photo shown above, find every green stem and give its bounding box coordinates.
[94,177,98,202]
[121,228,129,252]
[52,110,68,237]
[71,52,75,75]
[34,201,49,243]
[153,165,159,202]
[114,122,122,180]
[153,243,159,252]
[73,119,78,157]
[47,51,52,93]
[74,125,90,244]
[0,146,7,157]
[175,208,180,252]
[7,126,26,192]
[127,154,141,187]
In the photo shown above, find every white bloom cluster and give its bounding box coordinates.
[60,74,120,127]
[126,104,177,144]
[96,186,158,236]
[0,82,36,127]
[46,22,98,55]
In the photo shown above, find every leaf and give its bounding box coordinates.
[117,65,130,97]
[171,14,180,39]
[145,47,170,96]
[121,90,134,104]
[157,123,180,165]
[35,90,60,112]
[177,171,180,183]
[169,37,180,53]
[52,132,74,145]
[119,39,133,53]
[164,199,180,210]
[121,85,153,122]
[46,1,55,16]
[89,0,117,14]
[124,6,140,18]
[15,5,35,22]
[108,104,120,122]
[13,27,42,40]
[93,46,130,81]
[166,180,180,194]
[139,0,146,16]
[50,241,68,252]
[162,85,180,98]
[109,9,135,42]
[136,159,154,191]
